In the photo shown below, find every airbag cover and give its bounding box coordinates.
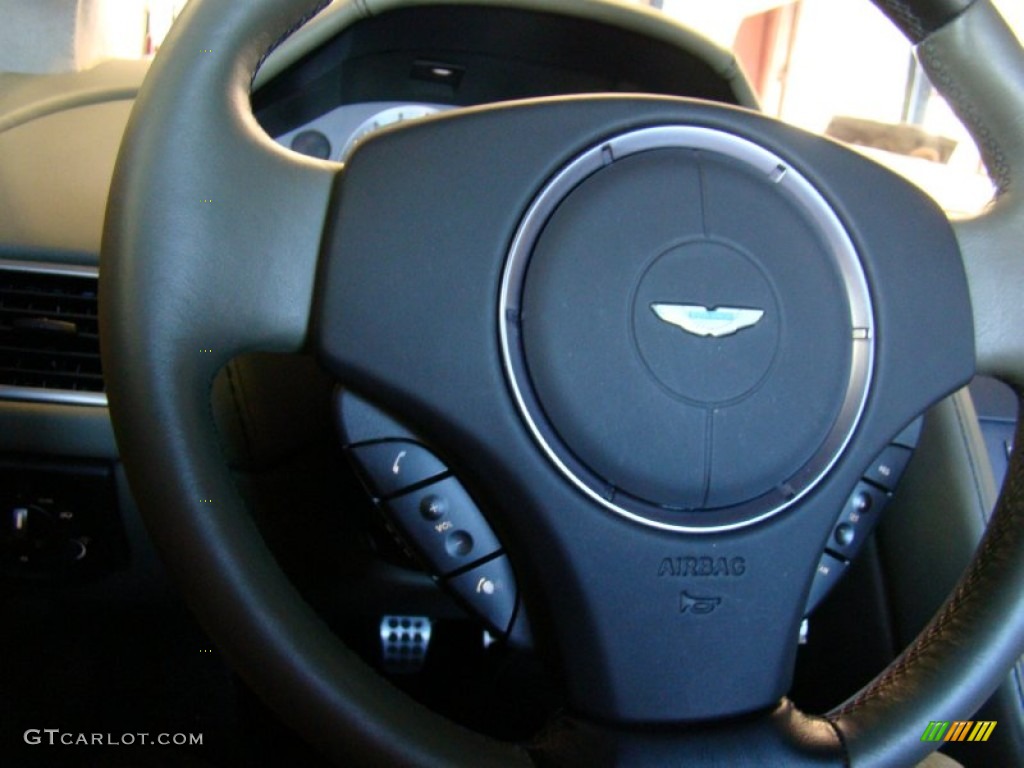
[507,130,872,524]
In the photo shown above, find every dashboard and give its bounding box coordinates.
[254,5,754,158]
[276,101,452,162]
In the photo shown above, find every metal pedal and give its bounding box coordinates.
[379,615,432,674]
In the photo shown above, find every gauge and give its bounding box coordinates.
[338,104,444,161]
[290,129,332,160]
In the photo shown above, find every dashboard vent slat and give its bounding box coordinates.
[0,264,105,405]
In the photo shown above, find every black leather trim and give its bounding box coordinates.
[871,0,977,43]
[878,390,1024,765]
[831,389,1024,768]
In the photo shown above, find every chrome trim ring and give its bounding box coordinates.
[498,126,874,533]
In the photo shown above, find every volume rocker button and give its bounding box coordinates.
[385,477,502,575]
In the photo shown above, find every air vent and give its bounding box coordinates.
[0,261,105,406]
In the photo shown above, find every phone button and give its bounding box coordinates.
[349,441,448,498]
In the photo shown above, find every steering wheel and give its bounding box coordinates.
[100,0,1024,765]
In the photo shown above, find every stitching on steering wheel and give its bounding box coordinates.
[252,1,333,85]
[832,390,1024,717]
[918,39,1013,195]
[879,0,928,40]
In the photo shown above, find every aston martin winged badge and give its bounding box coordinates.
[651,303,765,339]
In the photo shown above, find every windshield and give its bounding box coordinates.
[2,0,1020,215]
[654,0,1022,216]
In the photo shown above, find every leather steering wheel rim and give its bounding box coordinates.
[100,0,1024,765]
